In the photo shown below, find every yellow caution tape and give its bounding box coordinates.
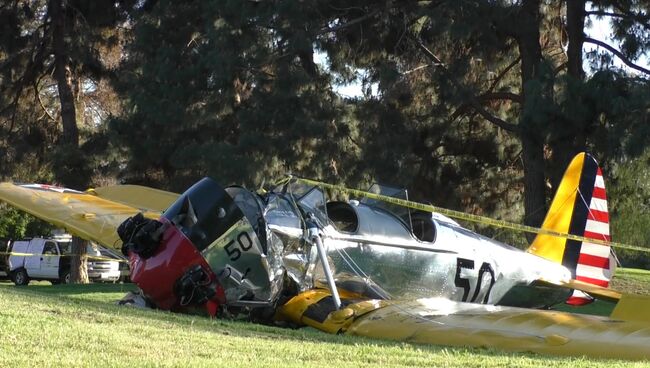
[0,251,128,263]
[292,177,650,254]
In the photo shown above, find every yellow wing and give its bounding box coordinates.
[0,183,178,248]
[89,184,178,213]
[277,289,650,360]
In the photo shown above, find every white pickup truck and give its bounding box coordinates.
[7,235,126,285]
[87,244,127,283]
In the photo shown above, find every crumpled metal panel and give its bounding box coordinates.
[263,193,318,293]
[201,188,315,307]
[201,217,273,304]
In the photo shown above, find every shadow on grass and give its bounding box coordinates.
[551,299,616,316]
[0,280,137,295]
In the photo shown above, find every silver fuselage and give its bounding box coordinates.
[200,182,572,309]
[314,201,571,305]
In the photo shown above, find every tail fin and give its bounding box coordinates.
[527,153,615,305]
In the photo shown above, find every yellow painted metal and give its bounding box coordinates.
[527,153,584,263]
[0,183,163,248]
[538,278,622,303]
[345,297,650,360]
[611,294,650,323]
[278,290,650,360]
[89,185,178,213]
[275,289,386,334]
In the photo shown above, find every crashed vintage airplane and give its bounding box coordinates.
[1,152,649,360]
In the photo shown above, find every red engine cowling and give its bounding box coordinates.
[128,217,225,315]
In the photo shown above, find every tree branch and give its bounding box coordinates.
[479,91,522,104]
[320,9,381,34]
[414,40,444,66]
[1,8,52,129]
[584,37,650,75]
[471,104,518,132]
[486,57,521,93]
[34,75,57,122]
[403,64,433,74]
[586,10,625,18]
[415,40,518,132]
[586,10,650,31]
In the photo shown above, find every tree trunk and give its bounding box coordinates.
[521,132,546,229]
[51,0,79,147]
[70,236,89,284]
[517,0,547,232]
[549,0,587,188]
[51,0,88,283]
[566,0,585,80]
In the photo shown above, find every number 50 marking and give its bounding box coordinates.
[454,258,496,304]
[223,232,254,261]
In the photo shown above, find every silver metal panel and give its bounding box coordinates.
[201,181,573,309]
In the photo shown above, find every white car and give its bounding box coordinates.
[8,236,73,285]
[87,243,129,282]
[8,235,127,285]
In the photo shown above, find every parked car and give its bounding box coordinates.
[7,234,128,285]
[97,245,131,282]
[86,242,129,282]
[8,235,72,285]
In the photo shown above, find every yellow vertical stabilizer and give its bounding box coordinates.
[527,153,585,263]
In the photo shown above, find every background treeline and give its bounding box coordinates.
[1,0,650,266]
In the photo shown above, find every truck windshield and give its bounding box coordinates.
[58,241,72,254]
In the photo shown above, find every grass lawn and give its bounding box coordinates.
[611,268,650,295]
[0,270,649,367]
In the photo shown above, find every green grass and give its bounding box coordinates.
[0,270,650,367]
[552,267,650,316]
[611,268,650,295]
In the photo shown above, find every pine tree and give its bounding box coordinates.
[0,0,136,282]
[108,1,650,252]
[110,1,360,190]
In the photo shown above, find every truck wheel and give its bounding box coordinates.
[12,269,29,286]
[61,271,71,284]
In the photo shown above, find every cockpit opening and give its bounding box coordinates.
[410,212,436,242]
[326,201,359,233]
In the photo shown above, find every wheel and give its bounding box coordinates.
[61,271,71,284]
[12,269,29,286]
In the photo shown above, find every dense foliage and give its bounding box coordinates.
[1,0,649,265]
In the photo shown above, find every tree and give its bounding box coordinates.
[110,1,360,191]
[77,0,650,258]
[310,0,650,236]
[0,0,135,282]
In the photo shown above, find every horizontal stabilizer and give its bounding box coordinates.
[537,278,621,303]
[611,294,650,323]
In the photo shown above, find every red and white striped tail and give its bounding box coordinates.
[566,167,614,306]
